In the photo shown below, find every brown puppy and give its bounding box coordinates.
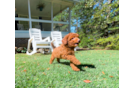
[49,33,81,71]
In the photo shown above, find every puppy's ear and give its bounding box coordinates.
[62,33,70,45]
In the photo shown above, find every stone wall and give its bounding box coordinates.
[15,38,29,48]
[15,38,48,48]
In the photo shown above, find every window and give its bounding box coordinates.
[53,23,69,32]
[15,0,28,18]
[15,0,70,32]
[32,22,51,31]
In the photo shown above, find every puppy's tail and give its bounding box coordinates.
[51,40,56,49]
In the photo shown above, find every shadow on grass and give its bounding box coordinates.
[59,62,96,71]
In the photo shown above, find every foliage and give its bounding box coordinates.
[17,47,27,53]
[78,32,89,48]
[97,34,119,50]
[78,31,96,49]
[71,0,119,49]
[52,0,119,49]
[17,49,21,53]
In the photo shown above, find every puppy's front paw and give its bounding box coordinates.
[49,62,52,64]
[73,68,80,71]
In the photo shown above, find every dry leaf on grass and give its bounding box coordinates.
[17,67,20,70]
[102,71,105,74]
[23,69,27,72]
[85,66,88,68]
[68,71,71,74]
[84,80,92,83]
[42,72,46,75]
[109,76,114,77]
[17,66,24,70]
[47,68,50,70]
[23,61,26,63]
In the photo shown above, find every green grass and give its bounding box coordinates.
[15,50,119,88]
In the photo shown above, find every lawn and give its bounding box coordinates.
[15,50,119,88]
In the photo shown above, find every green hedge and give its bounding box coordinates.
[96,34,119,50]
[78,32,119,50]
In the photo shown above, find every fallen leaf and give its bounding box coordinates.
[42,72,46,75]
[47,68,50,70]
[38,63,39,66]
[102,71,105,74]
[68,71,71,74]
[17,67,20,70]
[23,69,27,72]
[23,61,26,63]
[102,64,105,65]
[85,66,88,68]
[109,76,114,77]
[84,80,92,83]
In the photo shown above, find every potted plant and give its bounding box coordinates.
[37,3,45,11]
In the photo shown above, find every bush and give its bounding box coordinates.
[96,34,119,50]
[17,47,27,53]
[78,32,96,48]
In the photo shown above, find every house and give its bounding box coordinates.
[15,0,79,48]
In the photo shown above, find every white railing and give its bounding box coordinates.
[15,30,69,38]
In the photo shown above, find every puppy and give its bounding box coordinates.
[49,33,81,71]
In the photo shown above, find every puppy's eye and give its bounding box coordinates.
[71,38,74,40]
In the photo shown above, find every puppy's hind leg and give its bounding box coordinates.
[57,58,60,63]
[49,55,55,64]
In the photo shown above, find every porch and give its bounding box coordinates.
[15,0,79,47]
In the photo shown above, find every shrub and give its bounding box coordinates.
[96,34,119,50]
[78,32,96,48]
[17,47,27,53]
[21,47,27,53]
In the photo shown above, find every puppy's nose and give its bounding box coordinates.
[78,39,80,43]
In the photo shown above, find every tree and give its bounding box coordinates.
[71,0,119,49]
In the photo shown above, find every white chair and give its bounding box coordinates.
[26,28,52,55]
[51,31,62,51]
[51,31,77,51]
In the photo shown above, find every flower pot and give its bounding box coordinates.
[39,7,43,11]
